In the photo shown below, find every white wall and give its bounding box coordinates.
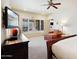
[1,0,77,41]
[48,0,77,34]
[1,0,11,8]
[1,0,11,43]
[12,10,50,38]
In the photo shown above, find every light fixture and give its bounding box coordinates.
[60,20,67,32]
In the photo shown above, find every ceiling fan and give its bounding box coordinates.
[42,0,61,9]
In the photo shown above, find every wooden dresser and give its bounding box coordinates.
[1,41,29,59]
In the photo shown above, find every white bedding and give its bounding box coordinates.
[52,36,77,59]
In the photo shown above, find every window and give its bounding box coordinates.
[22,19,28,32]
[22,19,44,32]
[35,20,44,31]
[29,20,35,31]
[41,20,44,30]
[35,20,40,31]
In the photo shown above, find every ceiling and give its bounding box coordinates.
[9,0,76,15]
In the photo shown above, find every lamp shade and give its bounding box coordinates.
[12,28,18,36]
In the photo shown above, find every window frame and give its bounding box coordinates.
[22,18,44,32]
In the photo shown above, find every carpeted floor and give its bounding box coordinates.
[28,36,48,59]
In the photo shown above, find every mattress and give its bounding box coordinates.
[52,36,77,59]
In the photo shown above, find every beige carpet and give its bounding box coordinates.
[28,36,47,59]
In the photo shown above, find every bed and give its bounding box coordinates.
[52,36,77,59]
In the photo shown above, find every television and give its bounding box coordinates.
[4,7,19,28]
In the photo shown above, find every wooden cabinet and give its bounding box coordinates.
[1,41,29,59]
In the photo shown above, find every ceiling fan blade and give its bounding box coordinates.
[47,6,51,9]
[52,5,58,9]
[53,3,61,5]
